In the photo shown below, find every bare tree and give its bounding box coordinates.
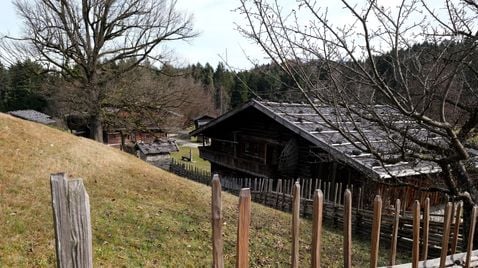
[101,66,216,144]
[238,0,478,239]
[2,0,196,142]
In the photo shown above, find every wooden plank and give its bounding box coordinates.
[211,175,224,268]
[292,182,301,268]
[344,189,352,268]
[51,173,72,268]
[412,200,420,268]
[236,188,251,268]
[466,206,478,268]
[50,173,93,268]
[381,248,478,268]
[390,199,401,266]
[450,202,462,254]
[370,195,382,268]
[421,197,430,261]
[440,202,452,268]
[312,189,324,268]
[68,179,93,268]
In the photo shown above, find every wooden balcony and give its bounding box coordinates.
[199,146,273,178]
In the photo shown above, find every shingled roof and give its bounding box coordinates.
[8,110,56,125]
[192,99,478,180]
[136,140,179,155]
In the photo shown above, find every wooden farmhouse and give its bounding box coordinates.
[191,99,459,209]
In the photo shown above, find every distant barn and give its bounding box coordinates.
[191,99,472,209]
[8,110,56,125]
[104,126,166,149]
[193,115,215,144]
[193,115,215,129]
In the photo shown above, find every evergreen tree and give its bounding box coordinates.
[4,60,47,111]
[0,63,9,112]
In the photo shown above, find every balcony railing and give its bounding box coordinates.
[199,146,273,177]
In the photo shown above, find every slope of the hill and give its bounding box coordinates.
[0,113,390,267]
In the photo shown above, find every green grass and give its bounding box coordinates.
[171,146,211,171]
[0,113,407,267]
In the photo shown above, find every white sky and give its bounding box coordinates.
[0,1,448,70]
[0,0,268,70]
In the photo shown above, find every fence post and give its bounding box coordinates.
[344,189,352,268]
[211,175,224,268]
[390,199,400,266]
[50,173,93,268]
[370,195,382,268]
[450,202,462,254]
[440,202,453,268]
[236,188,251,268]
[312,189,324,268]
[421,197,430,260]
[466,206,478,268]
[412,200,420,268]
[291,181,301,268]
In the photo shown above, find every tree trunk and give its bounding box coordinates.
[119,130,126,151]
[89,114,103,143]
[451,162,478,249]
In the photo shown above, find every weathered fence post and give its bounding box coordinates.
[211,174,224,268]
[412,200,420,268]
[291,181,301,268]
[421,197,430,260]
[440,202,453,268]
[50,173,93,268]
[311,189,324,268]
[466,206,478,268]
[236,188,251,268]
[370,195,382,268]
[451,202,462,254]
[344,189,352,268]
[390,199,400,266]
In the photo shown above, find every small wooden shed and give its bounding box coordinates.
[135,139,179,170]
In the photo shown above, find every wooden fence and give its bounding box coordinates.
[221,177,464,257]
[170,158,211,185]
[49,172,478,267]
[168,161,464,256]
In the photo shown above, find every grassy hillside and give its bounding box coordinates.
[0,113,395,267]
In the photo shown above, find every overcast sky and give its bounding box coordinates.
[0,0,269,70]
[0,1,444,70]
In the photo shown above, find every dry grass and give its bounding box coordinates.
[170,146,211,171]
[0,113,402,267]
